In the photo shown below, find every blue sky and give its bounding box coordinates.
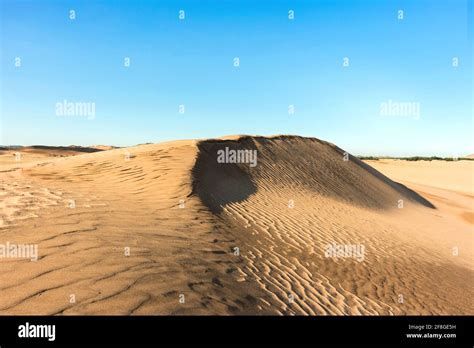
[1,0,472,156]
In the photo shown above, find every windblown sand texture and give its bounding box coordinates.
[0,136,472,315]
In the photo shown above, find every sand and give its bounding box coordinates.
[0,136,472,315]
[366,159,473,196]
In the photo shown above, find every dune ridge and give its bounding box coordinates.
[0,135,472,315]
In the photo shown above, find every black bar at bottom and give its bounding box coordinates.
[0,316,472,346]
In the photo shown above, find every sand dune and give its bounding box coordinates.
[0,136,472,315]
[0,145,105,168]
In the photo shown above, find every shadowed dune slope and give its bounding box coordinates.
[0,136,472,315]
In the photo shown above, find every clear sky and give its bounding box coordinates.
[1,0,472,156]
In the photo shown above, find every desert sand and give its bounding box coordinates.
[0,136,472,315]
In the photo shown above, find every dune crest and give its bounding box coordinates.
[194,136,435,212]
[0,136,472,315]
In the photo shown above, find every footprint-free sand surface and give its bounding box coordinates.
[0,136,472,315]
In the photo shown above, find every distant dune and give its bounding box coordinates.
[0,136,472,315]
[0,145,107,166]
[90,145,118,151]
